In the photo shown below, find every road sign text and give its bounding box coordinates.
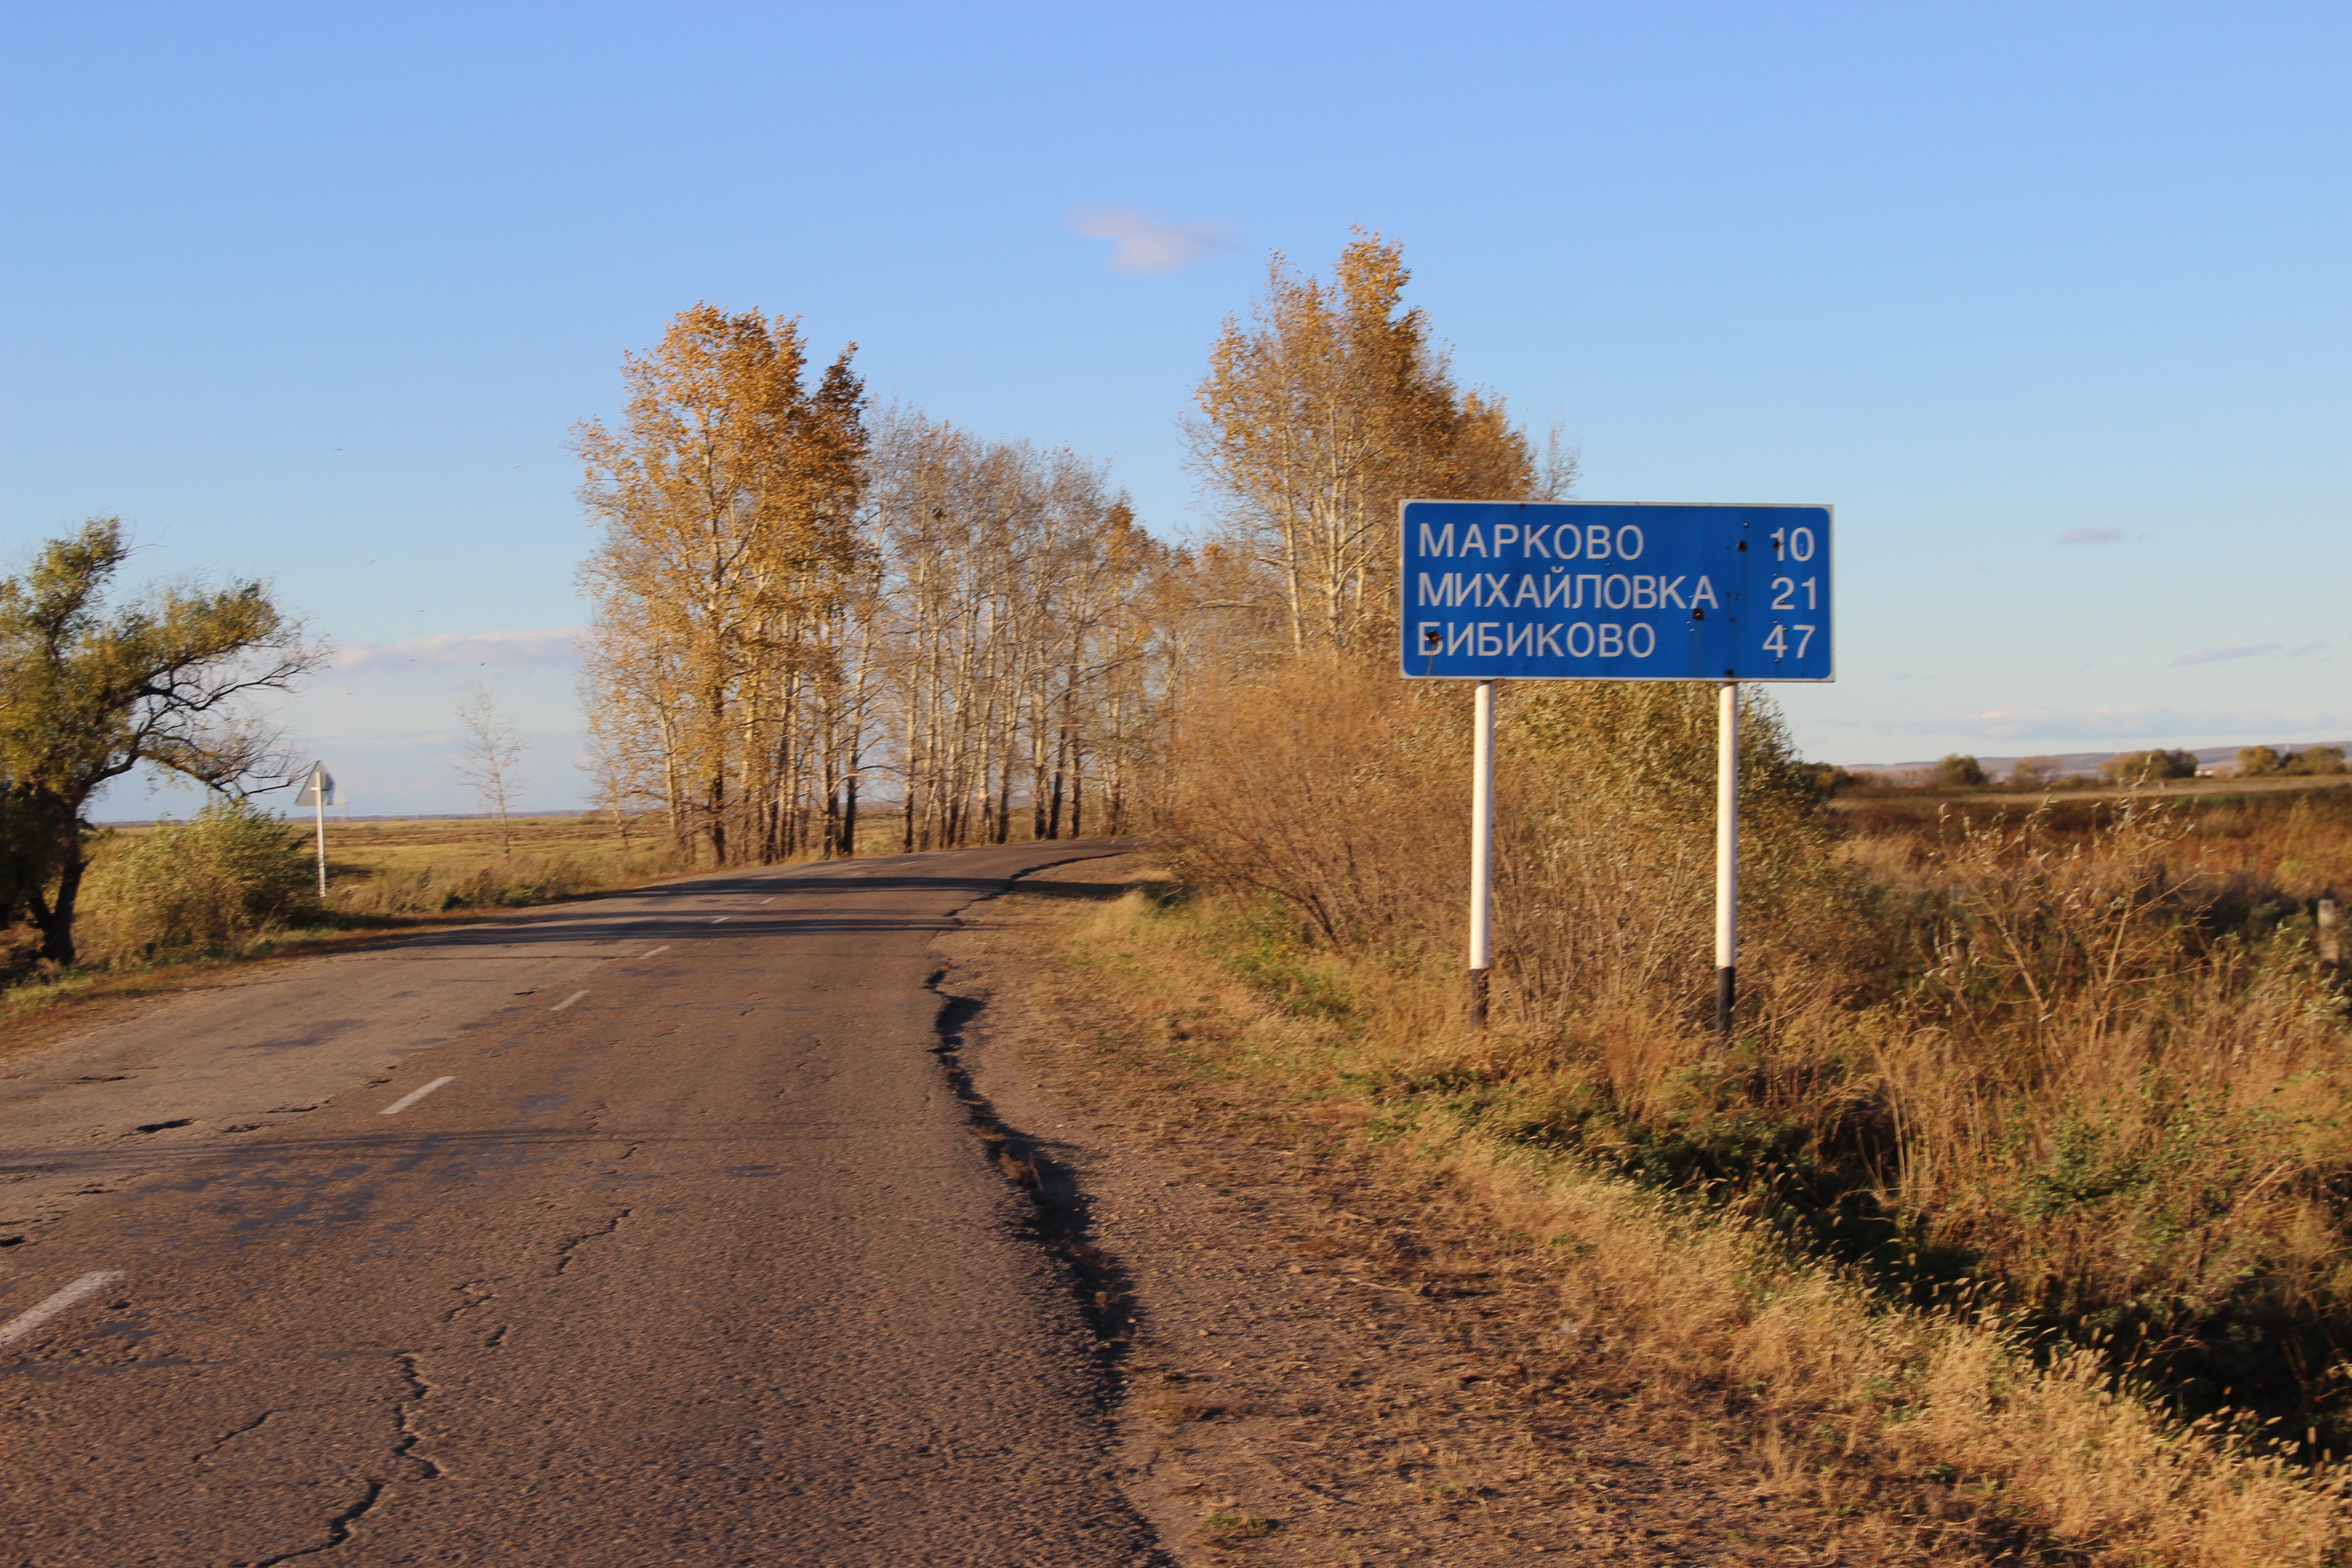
[1399,501,1833,682]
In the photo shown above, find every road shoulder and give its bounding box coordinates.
[937,854,1855,1566]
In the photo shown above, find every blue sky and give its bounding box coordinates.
[4,1,2345,813]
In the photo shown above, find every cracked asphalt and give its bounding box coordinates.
[0,842,1163,1567]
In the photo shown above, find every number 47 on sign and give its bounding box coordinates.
[1398,500,1835,1039]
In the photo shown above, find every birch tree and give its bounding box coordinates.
[574,304,867,865]
[1182,232,1559,658]
[452,679,528,858]
[582,274,1542,870]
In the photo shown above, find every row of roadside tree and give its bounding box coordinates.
[573,232,1565,866]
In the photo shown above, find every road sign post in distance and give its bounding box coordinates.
[1401,500,1834,1039]
[296,761,336,898]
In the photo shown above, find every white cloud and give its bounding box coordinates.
[330,627,583,672]
[2172,642,2282,667]
[1066,206,1237,274]
[2057,527,2125,544]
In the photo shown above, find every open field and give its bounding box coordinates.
[314,813,648,881]
[0,816,687,1064]
[307,813,676,911]
[1844,771,2352,811]
[1835,779,2352,897]
[76,812,691,924]
[87,810,977,919]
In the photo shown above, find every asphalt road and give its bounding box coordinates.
[0,843,1164,1567]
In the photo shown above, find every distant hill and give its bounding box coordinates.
[1846,742,2351,782]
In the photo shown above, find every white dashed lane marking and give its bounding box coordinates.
[380,1077,456,1116]
[0,1271,122,1350]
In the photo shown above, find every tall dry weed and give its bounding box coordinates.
[1867,798,2352,1415]
[1162,663,2352,1451]
[1063,881,2352,1565]
[321,845,685,917]
[78,800,315,964]
[1163,655,1464,950]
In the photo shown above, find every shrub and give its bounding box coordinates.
[2102,747,2197,783]
[2010,755,2063,787]
[1934,753,1987,789]
[80,799,314,962]
[1162,659,1844,1035]
[1803,762,1857,795]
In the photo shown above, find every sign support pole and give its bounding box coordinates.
[1715,681,1738,1039]
[1469,679,1495,1032]
[301,761,334,900]
[1401,502,1833,1049]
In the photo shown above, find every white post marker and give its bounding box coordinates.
[295,762,336,899]
[1715,681,1739,1039]
[1468,679,1496,1030]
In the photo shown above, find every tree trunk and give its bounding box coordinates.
[1047,749,1064,840]
[27,819,84,967]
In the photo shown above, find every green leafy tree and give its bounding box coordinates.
[1935,753,1987,789]
[0,519,316,966]
[2237,745,2283,777]
[2283,745,2347,777]
[2100,748,2197,783]
[1804,762,1857,796]
[2010,755,2063,787]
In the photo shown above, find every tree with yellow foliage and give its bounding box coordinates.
[1183,232,1569,658]
[574,304,866,864]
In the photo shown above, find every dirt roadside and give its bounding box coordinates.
[938,855,1893,1566]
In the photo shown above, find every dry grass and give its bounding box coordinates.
[1857,772,2352,811]
[1144,1394,1254,1426]
[0,815,699,1060]
[299,814,687,915]
[1058,874,2352,1565]
[1139,659,2352,1560]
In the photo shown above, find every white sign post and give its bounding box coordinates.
[1468,679,1496,1028]
[1715,681,1739,1037]
[295,762,336,898]
[1401,500,1834,1040]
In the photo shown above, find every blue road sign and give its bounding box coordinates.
[1399,501,1833,682]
